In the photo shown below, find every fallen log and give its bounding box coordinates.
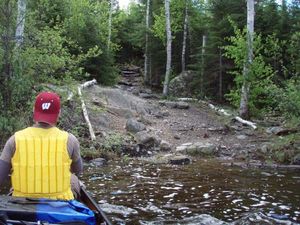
[78,79,97,141]
[205,102,257,129]
[233,116,257,130]
[177,98,197,102]
[80,78,97,89]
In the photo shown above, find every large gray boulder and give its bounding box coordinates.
[135,131,161,147]
[176,142,217,156]
[169,70,196,97]
[126,118,146,133]
[293,154,300,165]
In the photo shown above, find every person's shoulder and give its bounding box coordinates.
[6,134,16,145]
[67,133,79,143]
[14,127,31,135]
[68,132,78,139]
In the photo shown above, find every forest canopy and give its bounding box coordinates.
[0,0,299,140]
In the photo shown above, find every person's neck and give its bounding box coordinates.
[34,122,55,128]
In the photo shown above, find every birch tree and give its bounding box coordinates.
[200,35,206,96]
[15,0,26,48]
[107,0,113,50]
[181,0,188,72]
[144,0,151,85]
[239,0,254,119]
[163,0,172,96]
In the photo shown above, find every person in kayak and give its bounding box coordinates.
[0,91,83,200]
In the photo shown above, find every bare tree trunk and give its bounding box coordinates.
[15,0,26,48]
[107,0,113,50]
[1,0,13,109]
[200,35,206,96]
[181,0,188,72]
[144,0,150,85]
[219,48,223,101]
[239,0,254,119]
[78,79,97,141]
[163,0,172,96]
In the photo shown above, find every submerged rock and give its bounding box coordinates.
[99,203,138,217]
[140,212,297,225]
[140,214,228,225]
[169,155,191,165]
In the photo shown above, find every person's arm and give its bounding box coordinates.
[67,133,83,175]
[0,160,11,186]
[0,135,15,187]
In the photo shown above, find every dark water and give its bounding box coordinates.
[82,159,300,225]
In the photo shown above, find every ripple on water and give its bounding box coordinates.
[82,159,300,224]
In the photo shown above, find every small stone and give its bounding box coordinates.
[90,158,107,167]
[164,101,178,108]
[176,145,188,151]
[266,126,284,135]
[162,111,170,117]
[182,142,193,146]
[203,133,209,138]
[177,102,190,109]
[174,134,181,139]
[160,140,172,152]
[139,93,153,99]
[237,135,247,140]
[293,154,300,165]
[260,144,270,154]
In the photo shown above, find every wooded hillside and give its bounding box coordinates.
[0,0,299,141]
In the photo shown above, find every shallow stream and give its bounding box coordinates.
[82,159,300,225]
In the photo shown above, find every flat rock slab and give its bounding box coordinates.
[176,142,217,156]
[159,101,190,109]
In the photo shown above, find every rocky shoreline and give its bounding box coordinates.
[60,66,300,169]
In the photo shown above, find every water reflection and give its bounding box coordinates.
[82,159,300,224]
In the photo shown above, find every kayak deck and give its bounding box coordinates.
[0,187,112,225]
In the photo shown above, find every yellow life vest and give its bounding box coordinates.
[12,127,74,200]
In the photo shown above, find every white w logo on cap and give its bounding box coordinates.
[42,103,51,110]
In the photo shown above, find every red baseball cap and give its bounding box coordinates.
[33,92,61,125]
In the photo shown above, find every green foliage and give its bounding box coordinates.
[114,7,145,64]
[102,132,125,153]
[152,0,185,44]
[223,25,276,116]
[288,32,300,76]
[273,78,300,120]
[267,133,300,164]
[63,0,118,84]
[0,0,120,143]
